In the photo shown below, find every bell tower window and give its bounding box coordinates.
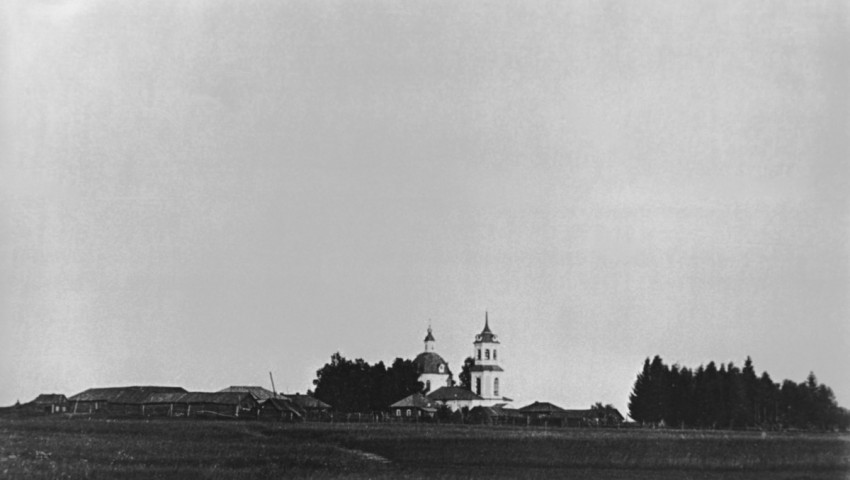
[494,378,500,396]
[493,349,497,360]
[475,377,481,395]
[485,349,490,360]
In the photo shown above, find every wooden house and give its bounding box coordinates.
[28,394,68,414]
[426,386,484,411]
[389,393,437,420]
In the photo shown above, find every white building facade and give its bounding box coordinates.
[469,312,509,406]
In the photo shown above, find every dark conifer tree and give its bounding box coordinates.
[741,356,759,425]
[647,356,671,425]
[458,357,474,390]
[628,356,845,430]
[628,358,652,423]
[313,353,423,413]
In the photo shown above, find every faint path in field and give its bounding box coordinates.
[333,446,392,465]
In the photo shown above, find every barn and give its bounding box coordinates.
[282,393,331,420]
[468,404,523,425]
[140,391,259,418]
[552,409,593,427]
[181,392,259,418]
[218,386,278,400]
[68,386,187,415]
[258,397,303,421]
[141,392,192,417]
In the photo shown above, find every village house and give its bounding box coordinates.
[427,386,484,411]
[26,394,68,414]
[389,393,437,419]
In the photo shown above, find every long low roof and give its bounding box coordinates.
[218,386,279,400]
[143,392,257,405]
[69,386,187,404]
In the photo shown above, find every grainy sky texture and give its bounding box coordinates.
[1,1,848,415]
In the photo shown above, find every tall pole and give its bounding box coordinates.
[269,371,277,397]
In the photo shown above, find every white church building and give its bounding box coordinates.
[468,312,507,405]
[410,313,511,411]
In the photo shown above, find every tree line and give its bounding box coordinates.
[311,352,430,413]
[629,356,850,430]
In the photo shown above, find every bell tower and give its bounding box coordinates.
[470,312,506,405]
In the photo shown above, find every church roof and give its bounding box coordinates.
[474,312,499,344]
[424,327,435,342]
[413,351,451,375]
[427,386,483,402]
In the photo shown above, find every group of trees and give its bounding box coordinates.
[629,356,850,430]
[312,353,427,413]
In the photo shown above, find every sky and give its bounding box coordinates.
[1,0,848,417]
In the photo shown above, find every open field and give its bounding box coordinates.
[0,417,848,479]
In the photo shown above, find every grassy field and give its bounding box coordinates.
[0,417,848,479]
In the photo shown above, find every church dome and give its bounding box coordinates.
[413,351,451,375]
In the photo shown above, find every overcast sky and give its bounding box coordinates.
[2,0,848,416]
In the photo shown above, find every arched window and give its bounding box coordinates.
[438,364,444,373]
[475,377,481,395]
[493,349,497,360]
[425,380,431,391]
[477,349,481,360]
[396,409,401,417]
[406,409,411,417]
[485,349,490,360]
[494,378,500,397]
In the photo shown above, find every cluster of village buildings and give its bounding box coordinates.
[8,315,623,426]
